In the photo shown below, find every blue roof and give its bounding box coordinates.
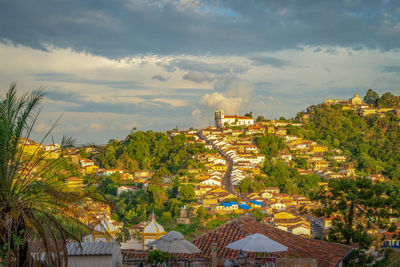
[249,200,263,206]
[220,201,238,207]
[238,204,251,210]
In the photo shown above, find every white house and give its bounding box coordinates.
[201,178,221,187]
[271,202,286,211]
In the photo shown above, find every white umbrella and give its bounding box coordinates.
[225,233,287,253]
[146,231,201,254]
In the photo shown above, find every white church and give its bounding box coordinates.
[214,109,254,128]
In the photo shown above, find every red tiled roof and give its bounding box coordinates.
[121,249,148,260]
[187,216,352,267]
[223,115,253,120]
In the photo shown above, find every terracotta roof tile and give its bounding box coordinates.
[187,216,352,267]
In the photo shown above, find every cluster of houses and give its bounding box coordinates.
[18,138,62,159]
[199,125,265,189]
[19,99,400,264]
[300,94,400,122]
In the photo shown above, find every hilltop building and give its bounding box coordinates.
[215,109,254,128]
[323,94,364,107]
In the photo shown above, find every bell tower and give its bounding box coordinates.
[215,109,224,128]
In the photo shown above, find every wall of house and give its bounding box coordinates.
[68,255,114,267]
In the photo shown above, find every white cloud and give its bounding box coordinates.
[87,122,102,131]
[200,92,243,114]
[2,42,400,143]
[152,98,187,107]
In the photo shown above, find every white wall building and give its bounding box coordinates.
[215,110,254,128]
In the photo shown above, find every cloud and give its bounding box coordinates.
[182,71,214,83]
[200,92,243,114]
[2,39,400,144]
[250,56,291,68]
[382,66,400,74]
[34,121,49,133]
[87,122,102,131]
[32,72,141,89]
[152,98,187,107]
[191,108,208,128]
[199,77,253,114]
[161,58,248,75]
[2,0,400,58]
[152,75,168,81]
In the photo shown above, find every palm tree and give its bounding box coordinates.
[0,83,104,266]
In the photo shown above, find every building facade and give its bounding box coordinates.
[215,110,254,128]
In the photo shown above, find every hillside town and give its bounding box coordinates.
[14,92,400,266]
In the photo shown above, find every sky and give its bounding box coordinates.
[1,0,400,144]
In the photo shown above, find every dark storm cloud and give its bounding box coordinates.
[2,0,399,58]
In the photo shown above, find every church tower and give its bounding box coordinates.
[215,109,224,128]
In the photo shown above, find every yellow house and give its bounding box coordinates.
[212,163,227,172]
[202,196,218,207]
[194,185,214,197]
[275,128,287,136]
[205,188,237,200]
[215,201,239,215]
[312,160,330,170]
[350,94,363,105]
[252,168,261,175]
[22,144,42,155]
[134,170,150,177]
[267,126,275,134]
[82,165,99,175]
[18,138,42,155]
[318,182,328,190]
[43,150,60,159]
[65,177,84,188]
[204,162,215,168]
[311,146,328,153]
[273,212,310,229]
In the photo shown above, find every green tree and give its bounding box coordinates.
[377,92,399,108]
[244,112,253,118]
[237,178,253,194]
[363,89,379,107]
[161,211,172,222]
[256,115,264,122]
[312,178,400,249]
[179,185,195,202]
[0,84,104,266]
[252,209,264,221]
[196,206,207,219]
[256,134,286,157]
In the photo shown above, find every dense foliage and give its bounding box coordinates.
[303,103,400,179]
[0,84,103,266]
[250,134,320,196]
[97,130,211,173]
[255,134,286,157]
[312,178,400,265]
